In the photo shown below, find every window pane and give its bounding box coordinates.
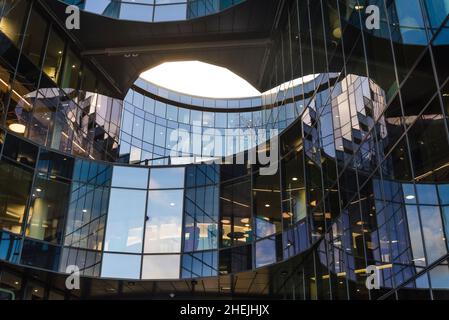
[154,3,187,22]
[61,48,81,90]
[430,263,449,289]
[101,253,141,279]
[26,177,70,243]
[104,189,146,253]
[111,166,148,189]
[22,8,47,67]
[255,237,277,268]
[141,254,180,279]
[0,159,33,234]
[420,206,448,264]
[149,167,185,189]
[145,190,183,253]
[2,134,38,167]
[0,0,28,45]
[20,239,60,271]
[119,3,153,22]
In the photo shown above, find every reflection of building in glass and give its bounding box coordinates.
[62,0,245,22]
[0,0,448,300]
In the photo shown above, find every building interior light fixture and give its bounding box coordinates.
[282,212,293,218]
[9,123,26,134]
[405,195,416,200]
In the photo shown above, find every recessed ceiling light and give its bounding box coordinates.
[241,218,250,224]
[221,219,231,224]
[9,123,26,134]
[292,177,298,181]
[82,209,87,213]
[405,195,415,200]
[170,202,176,207]
[264,204,271,208]
[36,188,42,192]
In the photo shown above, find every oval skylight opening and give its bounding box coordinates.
[140,61,261,99]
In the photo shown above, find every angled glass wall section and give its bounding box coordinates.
[183,165,219,252]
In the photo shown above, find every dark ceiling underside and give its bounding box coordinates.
[41,0,284,98]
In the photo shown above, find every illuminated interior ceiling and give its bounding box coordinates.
[140,61,261,99]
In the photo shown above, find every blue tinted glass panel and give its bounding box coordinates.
[145,190,184,253]
[149,167,185,189]
[255,237,276,268]
[104,189,146,253]
[111,166,148,189]
[101,253,141,279]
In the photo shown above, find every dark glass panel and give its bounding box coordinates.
[2,133,38,167]
[0,0,28,45]
[253,169,281,239]
[37,150,74,180]
[20,239,60,271]
[60,48,81,91]
[407,97,449,182]
[21,7,47,67]
[42,27,65,84]
[26,176,70,243]
[219,244,252,275]
[281,149,306,229]
[0,158,33,233]
[220,178,252,247]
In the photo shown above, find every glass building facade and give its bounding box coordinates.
[0,0,448,300]
[62,0,245,22]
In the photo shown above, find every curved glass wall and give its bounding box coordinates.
[119,74,336,165]
[62,0,245,22]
